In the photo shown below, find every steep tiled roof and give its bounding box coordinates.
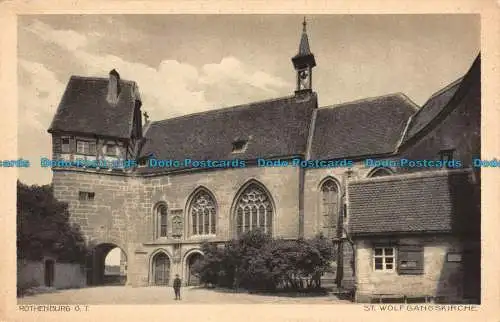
[310,93,417,160]
[402,78,463,143]
[137,94,317,172]
[401,54,480,145]
[48,76,141,139]
[348,171,474,236]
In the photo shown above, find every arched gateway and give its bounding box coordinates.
[185,251,204,286]
[86,243,128,286]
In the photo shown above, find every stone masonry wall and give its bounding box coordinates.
[355,235,464,303]
[52,165,302,286]
[303,162,377,239]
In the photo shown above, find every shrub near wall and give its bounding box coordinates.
[17,181,89,296]
[192,230,336,292]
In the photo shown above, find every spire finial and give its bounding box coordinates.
[302,17,307,32]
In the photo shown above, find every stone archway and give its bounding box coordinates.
[185,252,204,286]
[151,252,171,286]
[86,243,127,286]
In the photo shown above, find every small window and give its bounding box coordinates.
[439,149,455,162]
[373,247,395,271]
[138,153,155,167]
[61,138,70,153]
[76,140,97,155]
[106,144,117,156]
[79,191,95,201]
[89,142,97,155]
[157,204,168,238]
[76,141,86,154]
[138,158,148,167]
[232,140,247,153]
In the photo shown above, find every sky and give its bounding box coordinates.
[17,14,480,186]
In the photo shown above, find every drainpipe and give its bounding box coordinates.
[340,167,356,292]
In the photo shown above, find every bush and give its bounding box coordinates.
[193,230,336,292]
[17,181,88,264]
[17,279,40,297]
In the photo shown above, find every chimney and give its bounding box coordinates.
[107,69,121,105]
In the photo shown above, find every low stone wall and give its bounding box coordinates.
[17,259,87,290]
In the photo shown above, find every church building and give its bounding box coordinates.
[47,20,480,303]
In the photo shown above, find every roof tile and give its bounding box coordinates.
[348,171,474,235]
[310,93,417,160]
[48,76,140,139]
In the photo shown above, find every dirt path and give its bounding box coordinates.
[17,286,351,305]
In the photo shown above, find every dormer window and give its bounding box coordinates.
[439,149,455,162]
[232,140,248,153]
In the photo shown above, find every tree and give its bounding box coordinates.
[193,229,337,292]
[17,180,87,264]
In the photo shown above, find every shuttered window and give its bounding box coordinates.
[397,245,424,275]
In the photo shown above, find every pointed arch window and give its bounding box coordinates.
[154,203,168,238]
[320,179,339,237]
[235,183,273,237]
[190,190,216,236]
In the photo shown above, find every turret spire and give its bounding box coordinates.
[297,17,312,56]
[291,17,316,95]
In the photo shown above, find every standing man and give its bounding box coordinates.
[173,274,182,300]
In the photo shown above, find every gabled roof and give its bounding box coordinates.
[401,54,480,145]
[48,76,141,139]
[402,78,463,143]
[348,170,476,236]
[310,93,418,160]
[137,94,318,172]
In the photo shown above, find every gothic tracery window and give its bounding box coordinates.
[235,184,273,237]
[321,179,339,237]
[190,190,216,236]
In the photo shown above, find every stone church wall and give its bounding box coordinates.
[52,165,302,286]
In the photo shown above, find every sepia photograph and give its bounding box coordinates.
[6,9,491,315]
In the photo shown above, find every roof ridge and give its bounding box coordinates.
[319,92,410,110]
[70,75,137,86]
[350,168,471,185]
[424,77,464,103]
[150,94,300,126]
[403,76,464,138]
